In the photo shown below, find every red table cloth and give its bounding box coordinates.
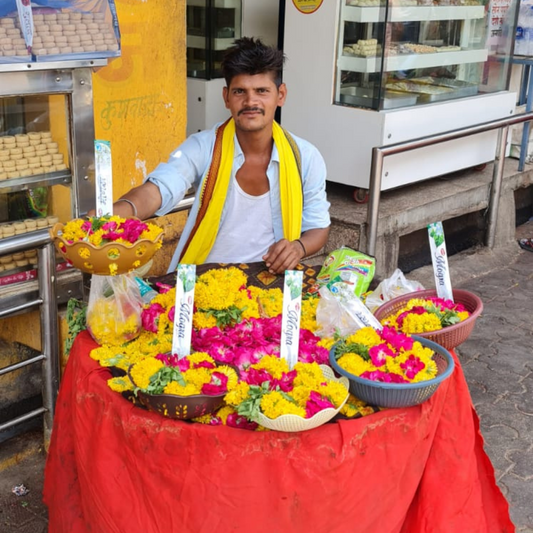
[43,331,514,533]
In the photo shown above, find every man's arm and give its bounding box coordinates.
[87,181,162,219]
[262,227,330,274]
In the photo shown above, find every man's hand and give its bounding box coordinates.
[263,239,305,274]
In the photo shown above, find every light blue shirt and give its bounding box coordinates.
[146,122,331,272]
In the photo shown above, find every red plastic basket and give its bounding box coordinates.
[373,289,483,350]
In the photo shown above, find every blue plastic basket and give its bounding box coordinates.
[328,336,455,408]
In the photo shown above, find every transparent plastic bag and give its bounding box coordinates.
[315,286,382,338]
[86,273,143,346]
[364,268,424,313]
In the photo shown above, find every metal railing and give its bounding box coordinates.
[0,229,58,445]
[366,110,533,258]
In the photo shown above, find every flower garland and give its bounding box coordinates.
[61,215,163,248]
[224,355,348,420]
[381,297,470,334]
[331,326,438,383]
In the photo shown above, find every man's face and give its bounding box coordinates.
[223,73,287,133]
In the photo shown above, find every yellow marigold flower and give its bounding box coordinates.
[129,357,164,389]
[340,394,372,418]
[193,311,217,330]
[194,267,248,311]
[293,362,324,388]
[458,311,470,322]
[320,381,349,408]
[140,223,163,241]
[107,377,133,393]
[62,219,86,242]
[253,355,290,379]
[347,326,382,347]
[86,298,141,345]
[187,352,214,364]
[215,365,239,391]
[337,353,374,377]
[251,287,283,318]
[290,385,311,407]
[133,260,141,268]
[400,313,442,334]
[108,263,118,276]
[224,381,250,407]
[164,382,200,396]
[216,405,236,424]
[318,337,336,350]
[260,391,306,419]
[184,367,212,389]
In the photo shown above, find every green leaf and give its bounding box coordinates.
[334,340,370,361]
[144,366,186,395]
[205,305,244,328]
[64,298,88,356]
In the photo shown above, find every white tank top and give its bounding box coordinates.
[205,177,275,263]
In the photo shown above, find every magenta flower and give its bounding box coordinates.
[360,370,408,383]
[400,355,425,380]
[155,352,186,369]
[369,343,394,367]
[155,282,172,294]
[168,306,175,323]
[380,326,413,352]
[201,372,229,395]
[226,413,258,431]
[305,391,334,418]
[396,306,427,328]
[141,303,165,333]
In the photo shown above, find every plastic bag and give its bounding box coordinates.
[315,286,382,339]
[364,268,424,313]
[313,247,375,298]
[86,273,143,346]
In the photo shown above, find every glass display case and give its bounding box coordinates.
[281,0,518,191]
[335,1,514,111]
[186,0,242,79]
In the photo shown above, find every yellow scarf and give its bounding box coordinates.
[180,118,303,264]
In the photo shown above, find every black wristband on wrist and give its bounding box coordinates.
[295,238,307,257]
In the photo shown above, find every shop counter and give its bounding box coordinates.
[43,331,514,533]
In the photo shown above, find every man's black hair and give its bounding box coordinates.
[221,37,285,88]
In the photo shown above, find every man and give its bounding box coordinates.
[111,37,330,274]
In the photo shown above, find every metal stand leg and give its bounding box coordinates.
[39,242,59,449]
[519,65,533,171]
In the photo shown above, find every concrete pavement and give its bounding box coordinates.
[0,225,532,532]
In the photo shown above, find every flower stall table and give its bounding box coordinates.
[43,331,514,533]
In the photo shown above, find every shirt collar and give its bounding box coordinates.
[233,133,280,164]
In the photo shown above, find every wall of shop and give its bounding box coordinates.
[1,0,189,352]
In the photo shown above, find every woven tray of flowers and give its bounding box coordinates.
[225,355,350,432]
[127,352,239,420]
[328,326,455,408]
[373,289,483,350]
[50,215,164,276]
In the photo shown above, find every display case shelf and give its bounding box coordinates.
[338,48,489,73]
[0,171,72,195]
[343,5,485,23]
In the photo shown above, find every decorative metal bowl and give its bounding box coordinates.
[373,289,483,350]
[329,337,455,409]
[50,219,163,276]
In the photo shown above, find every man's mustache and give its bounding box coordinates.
[238,107,265,116]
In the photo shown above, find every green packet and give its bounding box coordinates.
[314,246,375,298]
